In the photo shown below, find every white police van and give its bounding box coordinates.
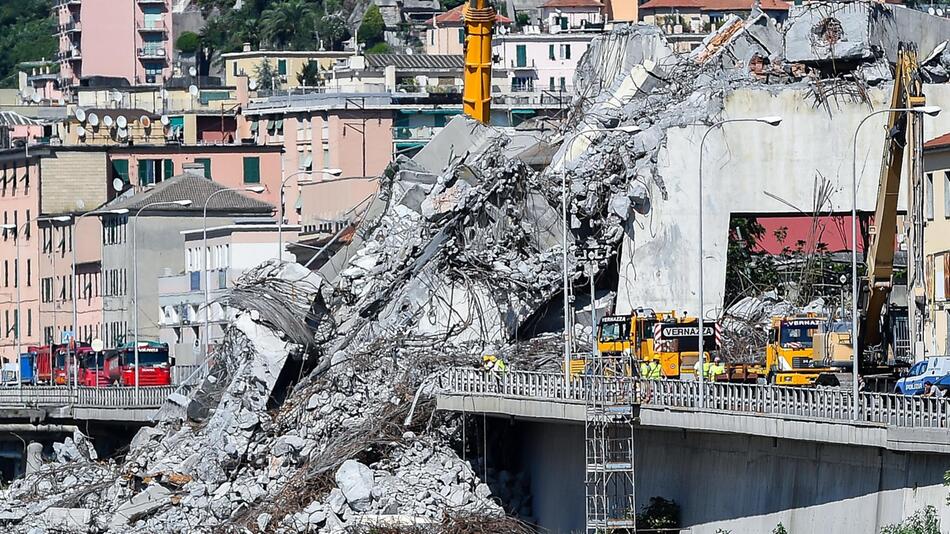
[894,356,950,395]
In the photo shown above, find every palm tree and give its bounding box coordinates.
[260,0,319,49]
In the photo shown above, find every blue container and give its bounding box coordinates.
[19,354,34,384]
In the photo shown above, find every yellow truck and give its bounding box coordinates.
[595,310,717,378]
[765,316,841,387]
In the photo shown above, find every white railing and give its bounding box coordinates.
[440,368,950,429]
[0,386,190,409]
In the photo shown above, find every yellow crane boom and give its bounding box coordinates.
[864,43,926,350]
[462,0,495,124]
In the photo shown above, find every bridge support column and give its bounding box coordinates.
[25,442,42,476]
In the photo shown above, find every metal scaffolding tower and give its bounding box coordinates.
[582,248,637,533]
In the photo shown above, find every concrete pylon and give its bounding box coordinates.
[25,442,42,476]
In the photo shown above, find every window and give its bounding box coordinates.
[512,76,533,92]
[515,45,527,68]
[164,159,174,179]
[549,44,555,60]
[560,16,568,30]
[44,326,52,345]
[458,28,464,44]
[138,160,158,185]
[560,77,566,91]
[41,277,52,303]
[232,61,238,77]
[429,30,434,46]
[560,44,571,60]
[26,259,30,287]
[927,172,934,221]
[112,159,130,184]
[195,158,212,179]
[13,259,17,288]
[3,260,7,287]
[27,309,31,337]
[278,59,287,76]
[25,209,30,240]
[549,77,555,91]
[243,157,261,183]
[945,171,950,219]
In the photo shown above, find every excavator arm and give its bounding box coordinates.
[462,0,495,124]
[863,43,926,351]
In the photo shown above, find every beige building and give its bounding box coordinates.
[923,132,950,355]
[425,5,512,56]
[221,49,354,90]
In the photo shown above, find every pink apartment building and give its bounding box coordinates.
[55,0,173,88]
[0,144,282,363]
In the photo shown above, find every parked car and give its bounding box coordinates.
[894,356,950,395]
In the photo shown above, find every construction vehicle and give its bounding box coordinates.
[765,316,841,386]
[106,341,173,386]
[596,309,718,378]
[814,43,927,389]
[461,0,494,124]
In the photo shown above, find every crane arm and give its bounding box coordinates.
[462,0,494,124]
[863,43,926,348]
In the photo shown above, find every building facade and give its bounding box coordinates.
[55,0,174,88]
[425,5,512,56]
[157,224,297,364]
[923,133,950,355]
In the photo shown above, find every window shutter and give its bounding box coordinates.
[164,159,174,180]
[113,159,130,183]
[243,157,260,184]
[196,158,212,179]
[138,161,148,185]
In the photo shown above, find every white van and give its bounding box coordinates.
[895,356,950,395]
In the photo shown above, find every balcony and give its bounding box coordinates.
[137,21,167,34]
[510,58,537,70]
[54,0,81,7]
[136,0,167,5]
[57,48,82,61]
[58,20,81,34]
[137,47,167,60]
[393,125,444,142]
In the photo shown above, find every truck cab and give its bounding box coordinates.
[79,349,110,387]
[108,342,173,386]
[766,316,840,386]
[597,310,716,378]
[894,356,950,395]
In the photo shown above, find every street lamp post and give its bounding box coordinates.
[71,209,128,389]
[202,187,264,360]
[278,168,343,262]
[132,199,192,397]
[558,124,640,384]
[850,105,940,420]
[697,117,781,405]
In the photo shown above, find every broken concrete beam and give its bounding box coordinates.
[37,508,91,532]
[110,484,172,527]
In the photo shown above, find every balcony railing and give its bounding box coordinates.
[137,47,167,60]
[57,48,82,61]
[59,21,81,34]
[137,21,167,33]
[510,58,537,69]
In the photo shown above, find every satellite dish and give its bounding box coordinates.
[21,87,35,99]
[31,93,41,104]
[75,107,86,122]
[248,79,258,91]
[76,126,86,138]
[189,66,197,77]
[406,48,413,55]
[112,178,125,192]
[189,85,199,97]
[87,112,99,127]
[929,6,936,14]
[140,115,152,128]
[117,127,128,139]
[116,115,128,129]
[160,114,170,126]
[103,115,114,128]
[939,8,945,16]
[91,339,105,352]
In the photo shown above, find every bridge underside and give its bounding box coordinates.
[439,396,950,534]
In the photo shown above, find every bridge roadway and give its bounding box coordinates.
[0,385,191,423]
[436,369,950,454]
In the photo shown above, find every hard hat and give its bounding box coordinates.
[714,356,722,363]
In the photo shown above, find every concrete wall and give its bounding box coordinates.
[615,83,950,318]
[39,151,108,215]
[515,420,950,534]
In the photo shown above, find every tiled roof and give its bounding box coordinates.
[925,132,950,150]
[106,174,274,214]
[430,4,513,25]
[540,0,604,8]
[639,0,789,10]
[365,53,464,70]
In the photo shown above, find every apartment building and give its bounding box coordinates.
[638,0,790,52]
[221,49,354,91]
[425,5,512,56]
[492,32,594,95]
[54,0,173,88]
[100,173,275,349]
[157,224,296,364]
[924,132,950,355]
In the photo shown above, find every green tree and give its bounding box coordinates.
[260,0,319,49]
[297,60,321,86]
[724,217,778,306]
[317,13,351,51]
[176,31,201,54]
[880,506,940,534]
[0,0,57,88]
[357,4,386,47]
[515,12,530,27]
[254,59,280,90]
[365,42,391,54]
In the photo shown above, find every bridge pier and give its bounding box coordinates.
[464,414,950,533]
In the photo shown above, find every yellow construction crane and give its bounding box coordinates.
[462,0,495,124]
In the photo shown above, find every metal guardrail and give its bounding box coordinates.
[0,386,189,409]
[441,369,950,429]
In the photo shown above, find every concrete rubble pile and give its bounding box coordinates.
[6,2,950,532]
